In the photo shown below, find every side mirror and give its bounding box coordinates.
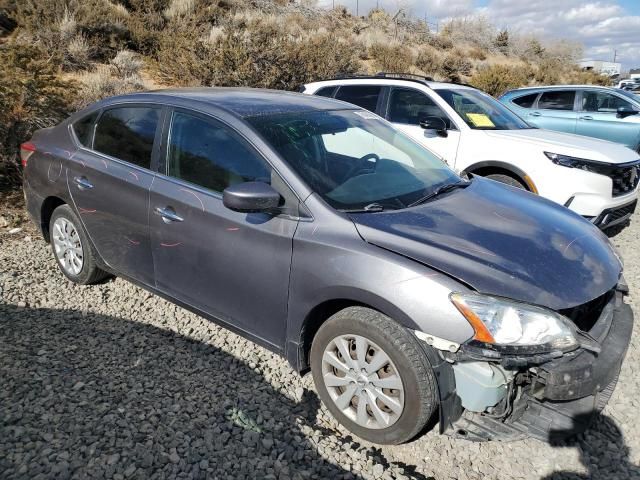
[419,116,448,137]
[617,105,639,118]
[223,182,281,213]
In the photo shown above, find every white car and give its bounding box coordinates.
[302,75,640,230]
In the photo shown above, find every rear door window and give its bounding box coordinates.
[335,85,382,113]
[537,91,576,111]
[512,93,539,109]
[93,106,160,169]
[73,111,99,147]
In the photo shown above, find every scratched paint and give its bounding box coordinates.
[129,171,139,181]
[226,227,240,232]
[180,188,205,212]
[78,207,97,214]
[126,237,141,245]
[160,242,182,247]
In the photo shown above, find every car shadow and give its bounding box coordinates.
[543,412,640,480]
[0,303,433,480]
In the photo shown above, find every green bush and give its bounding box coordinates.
[470,64,529,96]
[0,42,76,188]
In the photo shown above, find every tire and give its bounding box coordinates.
[485,173,527,190]
[310,307,438,444]
[49,204,109,285]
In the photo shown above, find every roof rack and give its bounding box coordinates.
[321,72,434,87]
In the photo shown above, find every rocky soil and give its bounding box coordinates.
[1,204,639,480]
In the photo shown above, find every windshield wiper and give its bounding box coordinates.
[408,180,471,208]
[339,202,386,213]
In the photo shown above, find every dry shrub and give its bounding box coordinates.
[111,49,144,77]
[426,33,453,50]
[534,59,561,84]
[74,65,146,109]
[440,49,473,81]
[470,64,530,96]
[566,70,610,86]
[369,43,412,73]
[157,16,360,89]
[64,35,91,70]
[415,48,441,76]
[0,42,76,188]
[467,47,487,61]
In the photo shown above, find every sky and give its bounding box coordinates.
[317,0,640,71]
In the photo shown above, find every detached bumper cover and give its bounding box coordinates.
[444,291,633,442]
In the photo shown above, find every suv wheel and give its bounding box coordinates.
[310,307,438,444]
[485,173,527,190]
[50,205,109,284]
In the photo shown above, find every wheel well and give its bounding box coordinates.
[299,299,367,373]
[467,166,530,191]
[41,196,66,242]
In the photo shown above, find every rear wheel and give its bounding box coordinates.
[310,307,438,444]
[50,205,109,284]
[485,173,527,190]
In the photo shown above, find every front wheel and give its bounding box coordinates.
[485,173,527,190]
[310,307,438,444]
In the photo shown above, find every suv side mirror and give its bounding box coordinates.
[419,116,448,137]
[223,182,281,213]
[617,105,639,118]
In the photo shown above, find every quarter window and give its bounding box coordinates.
[73,111,99,147]
[537,91,576,111]
[388,88,452,128]
[167,111,270,193]
[314,86,337,98]
[93,106,160,169]
[582,91,630,112]
[335,86,382,112]
[512,93,538,109]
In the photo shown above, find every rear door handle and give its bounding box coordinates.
[579,116,593,120]
[155,206,184,223]
[73,176,94,190]
[529,112,541,117]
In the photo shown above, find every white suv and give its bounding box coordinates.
[303,75,640,230]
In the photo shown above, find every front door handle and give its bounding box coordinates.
[155,206,184,223]
[73,176,94,190]
[529,112,542,117]
[579,115,593,120]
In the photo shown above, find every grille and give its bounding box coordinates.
[607,201,637,223]
[611,163,640,197]
[559,289,614,332]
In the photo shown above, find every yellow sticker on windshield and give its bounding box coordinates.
[466,113,495,127]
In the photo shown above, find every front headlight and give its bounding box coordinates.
[450,293,578,353]
[544,152,611,175]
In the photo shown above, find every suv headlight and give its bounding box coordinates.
[544,152,611,175]
[450,293,578,353]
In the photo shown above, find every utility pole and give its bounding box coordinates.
[356,0,358,16]
[613,50,617,63]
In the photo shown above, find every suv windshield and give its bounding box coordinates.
[435,88,532,130]
[247,110,459,211]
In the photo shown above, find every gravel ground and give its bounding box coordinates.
[1,204,639,480]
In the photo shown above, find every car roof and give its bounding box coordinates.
[98,87,355,118]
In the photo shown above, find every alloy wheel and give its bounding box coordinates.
[52,217,84,276]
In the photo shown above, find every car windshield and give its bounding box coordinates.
[435,88,532,130]
[247,109,460,211]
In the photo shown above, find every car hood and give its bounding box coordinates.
[349,177,621,311]
[483,129,639,164]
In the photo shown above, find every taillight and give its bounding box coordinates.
[20,142,36,168]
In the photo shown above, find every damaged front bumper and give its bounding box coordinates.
[432,287,634,442]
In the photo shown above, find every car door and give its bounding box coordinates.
[383,87,460,165]
[149,108,299,348]
[334,85,385,115]
[67,104,163,286]
[526,90,578,133]
[577,90,640,149]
